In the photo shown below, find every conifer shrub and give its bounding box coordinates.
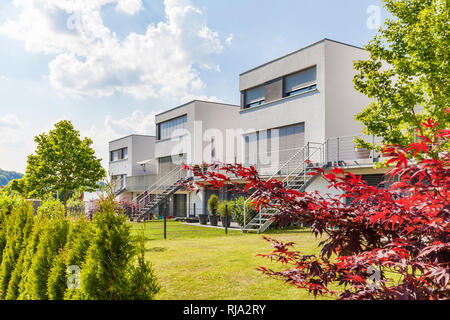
[0,192,160,300]
[0,201,34,299]
[208,194,219,216]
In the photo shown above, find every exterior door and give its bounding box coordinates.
[174,194,187,217]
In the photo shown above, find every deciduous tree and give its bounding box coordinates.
[182,119,449,299]
[354,0,449,149]
[25,120,106,212]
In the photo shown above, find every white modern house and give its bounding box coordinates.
[108,39,389,231]
[109,100,241,218]
[109,134,158,199]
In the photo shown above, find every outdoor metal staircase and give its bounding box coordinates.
[131,166,191,222]
[113,176,127,196]
[243,142,325,233]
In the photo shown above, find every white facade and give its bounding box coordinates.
[239,39,370,147]
[108,39,387,220]
[109,135,157,177]
[154,100,241,168]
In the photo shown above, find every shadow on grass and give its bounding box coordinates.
[146,246,167,252]
[265,227,312,235]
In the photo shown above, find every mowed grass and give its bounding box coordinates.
[130,220,331,300]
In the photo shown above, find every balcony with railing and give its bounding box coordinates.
[112,174,159,194]
[240,134,382,179]
[326,134,383,167]
[125,175,159,192]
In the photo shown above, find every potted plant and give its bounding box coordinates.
[198,213,208,225]
[208,194,219,226]
[218,201,233,228]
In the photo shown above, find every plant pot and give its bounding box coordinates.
[209,215,218,226]
[221,215,231,228]
[198,214,208,225]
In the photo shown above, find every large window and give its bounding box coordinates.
[110,147,128,162]
[284,66,317,97]
[158,154,187,174]
[157,115,187,140]
[244,85,265,109]
[243,123,305,166]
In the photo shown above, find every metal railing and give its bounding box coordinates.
[112,176,127,194]
[325,134,383,165]
[242,146,313,177]
[135,165,189,211]
[125,175,158,192]
[243,142,325,232]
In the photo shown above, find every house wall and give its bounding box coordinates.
[131,136,156,176]
[109,135,156,178]
[238,40,327,147]
[154,101,196,163]
[238,39,374,146]
[154,101,240,165]
[109,136,133,177]
[305,166,391,198]
[324,40,371,139]
[194,101,240,164]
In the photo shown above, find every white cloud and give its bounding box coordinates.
[83,110,160,169]
[225,33,233,46]
[0,0,224,100]
[115,0,143,15]
[0,114,28,145]
[0,113,38,173]
[0,110,161,173]
[104,110,158,136]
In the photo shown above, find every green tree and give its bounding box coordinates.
[25,120,106,212]
[354,0,449,149]
[7,178,28,198]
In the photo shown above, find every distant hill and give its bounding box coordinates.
[0,169,24,186]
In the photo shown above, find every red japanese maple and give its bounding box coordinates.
[182,119,449,300]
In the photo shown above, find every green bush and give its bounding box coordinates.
[126,235,160,299]
[66,190,85,217]
[19,217,69,299]
[0,191,160,300]
[217,201,234,218]
[230,196,258,227]
[207,194,219,216]
[37,198,65,219]
[0,192,21,215]
[0,201,34,299]
[79,195,159,299]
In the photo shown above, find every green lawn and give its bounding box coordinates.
[130,220,331,300]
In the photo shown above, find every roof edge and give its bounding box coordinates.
[155,99,239,118]
[239,38,366,76]
[109,134,155,144]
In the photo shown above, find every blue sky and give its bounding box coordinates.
[0,0,387,173]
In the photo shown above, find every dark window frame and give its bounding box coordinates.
[110,147,128,162]
[156,114,188,141]
[285,83,317,97]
